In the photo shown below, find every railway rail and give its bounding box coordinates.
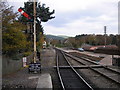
[55,48,120,89]
[65,52,99,65]
[55,49,94,89]
[64,51,120,72]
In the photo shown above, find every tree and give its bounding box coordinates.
[2,2,28,57]
[18,1,55,34]
[51,39,59,47]
[109,34,117,45]
[117,35,120,55]
[18,1,55,49]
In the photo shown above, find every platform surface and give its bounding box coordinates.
[36,73,52,89]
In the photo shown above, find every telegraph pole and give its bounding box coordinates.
[33,0,36,63]
[104,26,107,46]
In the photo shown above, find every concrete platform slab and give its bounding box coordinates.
[99,55,112,65]
[36,73,52,90]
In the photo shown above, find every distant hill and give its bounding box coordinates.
[57,35,70,39]
[45,35,69,40]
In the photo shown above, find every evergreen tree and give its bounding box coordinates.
[18,1,55,49]
[18,1,55,34]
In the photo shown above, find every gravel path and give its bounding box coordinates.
[2,68,39,89]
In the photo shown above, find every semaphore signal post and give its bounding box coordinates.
[33,0,37,63]
[18,0,41,73]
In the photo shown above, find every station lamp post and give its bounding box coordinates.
[104,26,107,46]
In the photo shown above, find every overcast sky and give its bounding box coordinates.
[7,0,119,36]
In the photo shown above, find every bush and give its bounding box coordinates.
[23,51,32,57]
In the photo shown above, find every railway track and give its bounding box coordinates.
[55,49,94,89]
[65,52,99,65]
[59,49,120,88]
